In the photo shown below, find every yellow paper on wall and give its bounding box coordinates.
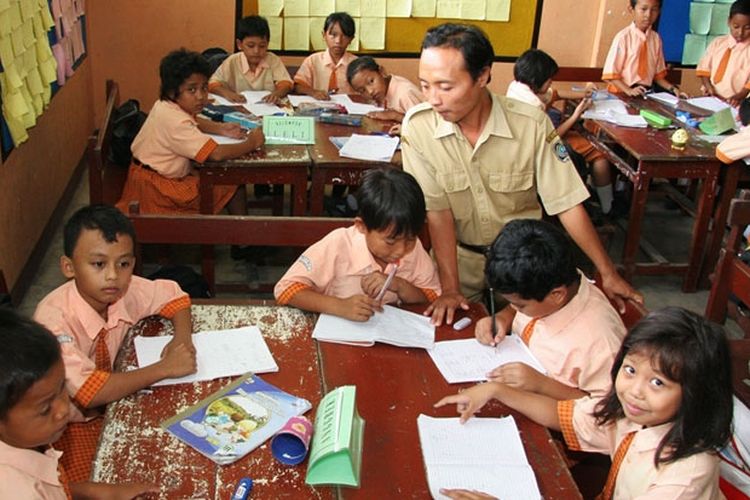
[412,0,435,17]
[8,2,22,29]
[18,0,33,20]
[11,27,24,55]
[258,0,283,17]
[0,9,10,35]
[310,0,335,17]
[4,110,29,144]
[309,17,327,51]
[39,56,56,83]
[0,37,14,63]
[359,17,385,50]
[284,17,311,50]
[285,0,310,17]
[486,0,510,21]
[6,89,28,116]
[266,16,283,50]
[25,66,42,94]
[22,19,33,48]
[0,0,10,11]
[349,17,360,50]
[4,63,21,88]
[459,0,485,19]
[336,0,361,17]
[361,0,386,17]
[436,0,460,18]
[386,0,411,17]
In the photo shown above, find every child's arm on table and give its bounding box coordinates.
[209,83,246,103]
[196,118,246,139]
[653,76,688,98]
[475,305,515,346]
[84,342,197,408]
[293,81,330,100]
[160,307,195,358]
[261,81,293,104]
[729,88,750,108]
[700,76,716,97]
[608,78,647,97]
[556,97,591,137]
[207,128,265,161]
[435,381,561,430]
[360,271,428,304]
[367,109,404,122]
[71,481,158,500]
[287,288,382,322]
[486,364,588,401]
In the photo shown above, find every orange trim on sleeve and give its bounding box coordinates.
[695,69,711,78]
[73,370,111,408]
[421,288,439,303]
[745,81,750,90]
[601,73,620,81]
[557,399,582,451]
[716,147,735,164]
[276,282,311,305]
[208,81,223,91]
[195,138,218,163]
[654,69,668,80]
[159,295,191,318]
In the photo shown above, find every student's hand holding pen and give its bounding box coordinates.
[217,122,246,139]
[261,91,284,105]
[158,341,197,378]
[311,89,331,100]
[335,295,382,321]
[225,90,247,103]
[623,85,648,97]
[475,306,514,346]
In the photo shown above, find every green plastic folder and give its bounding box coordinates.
[699,108,736,135]
[263,115,315,145]
[639,109,672,128]
[305,385,364,487]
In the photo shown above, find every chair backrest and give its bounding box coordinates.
[88,80,119,205]
[706,190,750,331]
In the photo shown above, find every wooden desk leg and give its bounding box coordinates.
[292,178,307,216]
[684,168,718,292]
[199,174,216,295]
[310,169,326,216]
[622,168,651,282]
[702,163,741,289]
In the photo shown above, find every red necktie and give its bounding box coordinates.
[328,69,338,92]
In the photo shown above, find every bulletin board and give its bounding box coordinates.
[237,0,542,59]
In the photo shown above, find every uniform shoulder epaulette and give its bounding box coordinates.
[498,95,548,123]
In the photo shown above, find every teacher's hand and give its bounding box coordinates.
[424,291,470,326]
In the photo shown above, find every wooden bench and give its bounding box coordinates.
[706,190,750,336]
[555,66,682,85]
[88,80,127,205]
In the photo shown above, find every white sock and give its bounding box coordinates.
[596,184,614,214]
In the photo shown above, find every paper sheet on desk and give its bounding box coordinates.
[330,94,384,114]
[208,91,285,116]
[339,133,399,162]
[204,133,245,145]
[583,99,647,128]
[417,415,542,500]
[428,337,546,384]
[646,92,680,107]
[687,96,731,114]
[134,326,278,386]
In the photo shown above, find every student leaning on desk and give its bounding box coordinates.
[437,307,732,500]
[33,205,198,483]
[274,168,441,322]
[0,309,159,499]
[602,0,685,98]
[208,15,293,105]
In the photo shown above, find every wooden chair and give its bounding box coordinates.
[127,202,353,294]
[706,190,750,336]
[88,80,127,205]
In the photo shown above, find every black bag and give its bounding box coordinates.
[109,99,147,168]
[147,265,211,299]
[202,47,229,75]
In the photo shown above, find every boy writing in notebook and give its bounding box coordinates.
[0,309,158,499]
[475,219,626,399]
[33,205,197,482]
[275,168,441,322]
[697,0,750,107]
[602,0,683,97]
[208,15,293,105]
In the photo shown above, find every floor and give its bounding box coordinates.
[15,172,744,339]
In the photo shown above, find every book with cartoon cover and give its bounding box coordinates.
[161,374,311,464]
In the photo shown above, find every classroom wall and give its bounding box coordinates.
[0,61,93,289]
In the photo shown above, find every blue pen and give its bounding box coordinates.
[232,478,253,500]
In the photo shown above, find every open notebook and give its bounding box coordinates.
[312,305,434,349]
[417,415,541,500]
[428,336,545,384]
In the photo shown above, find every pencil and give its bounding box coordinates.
[375,263,398,303]
[489,287,497,344]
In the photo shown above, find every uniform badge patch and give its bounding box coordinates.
[545,130,559,143]
[554,142,570,162]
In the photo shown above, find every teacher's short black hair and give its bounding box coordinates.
[159,48,210,102]
[421,23,494,83]
[356,168,426,238]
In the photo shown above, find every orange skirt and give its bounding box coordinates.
[53,418,103,482]
[566,132,605,162]
[115,162,236,215]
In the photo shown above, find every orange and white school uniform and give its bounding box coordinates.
[510,273,626,397]
[115,99,236,215]
[558,397,724,499]
[602,22,668,93]
[697,35,750,101]
[506,80,605,164]
[0,441,71,499]
[294,50,357,95]
[208,51,292,93]
[274,225,441,305]
[33,276,189,482]
[716,126,750,164]
[384,74,425,114]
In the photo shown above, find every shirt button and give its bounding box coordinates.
[482,217,489,223]
[477,187,484,194]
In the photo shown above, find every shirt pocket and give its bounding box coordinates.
[488,171,537,214]
[488,171,534,193]
[438,171,473,220]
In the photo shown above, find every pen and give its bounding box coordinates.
[375,262,399,303]
[489,287,497,346]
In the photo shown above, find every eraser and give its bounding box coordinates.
[453,317,472,331]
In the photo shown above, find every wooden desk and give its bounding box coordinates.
[93,302,579,499]
[584,97,722,292]
[199,144,311,216]
[309,117,401,216]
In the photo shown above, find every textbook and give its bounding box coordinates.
[162,374,312,465]
[312,305,435,349]
[427,337,546,384]
[417,415,541,500]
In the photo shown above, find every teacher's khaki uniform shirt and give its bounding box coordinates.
[402,93,589,300]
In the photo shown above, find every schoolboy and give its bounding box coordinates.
[274,168,441,322]
[508,49,617,218]
[402,23,640,327]
[475,219,626,399]
[716,98,750,163]
[0,309,157,499]
[602,0,683,97]
[208,15,293,105]
[697,0,750,107]
[294,12,358,99]
[33,205,197,482]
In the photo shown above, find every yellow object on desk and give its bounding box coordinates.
[671,129,689,150]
